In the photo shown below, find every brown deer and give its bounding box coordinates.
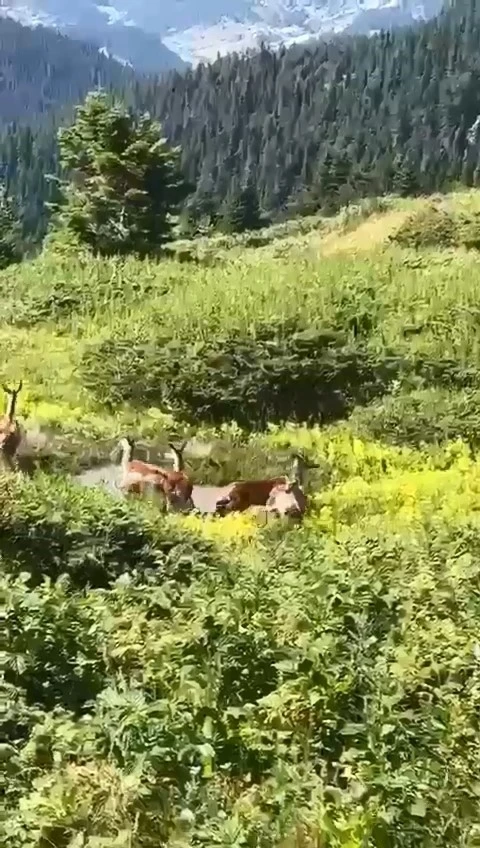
[167,440,195,510]
[0,380,23,470]
[115,436,194,512]
[215,453,318,518]
[263,455,311,521]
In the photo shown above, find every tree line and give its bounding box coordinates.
[2,0,480,247]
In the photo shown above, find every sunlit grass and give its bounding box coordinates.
[170,511,260,545]
[2,187,480,454]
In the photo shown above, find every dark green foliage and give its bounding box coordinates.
[143,0,480,223]
[78,311,480,431]
[9,278,85,326]
[393,155,422,198]
[221,181,265,233]
[413,355,480,390]
[0,186,22,268]
[0,16,132,243]
[5,0,480,242]
[0,475,218,589]
[6,578,108,713]
[0,17,131,124]
[390,203,458,249]
[51,92,189,257]
[2,125,63,245]
[5,491,480,845]
[351,388,480,448]
[457,210,480,249]
[79,323,406,428]
[390,203,480,252]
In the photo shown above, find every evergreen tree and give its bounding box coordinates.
[316,152,342,213]
[51,91,189,257]
[5,0,480,239]
[0,185,22,269]
[222,181,264,233]
[393,156,421,197]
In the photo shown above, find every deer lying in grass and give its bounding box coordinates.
[115,436,194,512]
[215,453,318,520]
[0,380,23,470]
[262,454,314,521]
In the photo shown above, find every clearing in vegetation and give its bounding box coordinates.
[4,190,480,847]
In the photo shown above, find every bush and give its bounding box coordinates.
[0,474,219,589]
[5,575,108,713]
[5,508,480,847]
[351,387,480,447]
[390,203,458,249]
[457,210,480,250]
[80,321,404,428]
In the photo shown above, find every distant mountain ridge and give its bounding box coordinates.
[0,0,477,250]
[0,0,187,72]
[158,0,445,64]
[0,14,131,124]
[0,0,444,68]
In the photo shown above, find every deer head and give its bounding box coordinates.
[265,474,307,520]
[291,452,319,486]
[112,435,135,465]
[265,454,319,520]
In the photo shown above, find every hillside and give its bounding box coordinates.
[5,188,480,451]
[0,16,134,126]
[0,0,186,73]
[147,0,480,223]
[5,0,480,245]
[0,0,443,66]
[0,16,137,239]
[4,189,480,846]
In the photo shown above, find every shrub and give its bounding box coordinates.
[0,474,218,589]
[5,575,108,713]
[390,203,458,249]
[5,511,480,847]
[457,210,480,250]
[80,321,404,428]
[351,387,480,447]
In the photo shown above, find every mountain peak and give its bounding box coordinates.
[0,0,444,69]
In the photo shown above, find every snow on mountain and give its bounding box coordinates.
[95,5,134,28]
[0,0,444,69]
[160,0,444,64]
[0,0,187,72]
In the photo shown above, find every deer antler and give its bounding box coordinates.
[3,380,23,394]
[3,380,23,422]
[291,451,319,468]
[168,440,188,472]
[168,439,187,451]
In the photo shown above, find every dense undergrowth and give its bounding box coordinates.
[3,192,480,451]
[4,191,480,846]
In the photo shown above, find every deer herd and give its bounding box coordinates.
[0,382,318,523]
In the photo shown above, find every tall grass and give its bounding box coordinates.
[5,190,480,847]
[2,188,480,449]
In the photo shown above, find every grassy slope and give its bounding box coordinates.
[5,191,480,845]
[3,189,480,460]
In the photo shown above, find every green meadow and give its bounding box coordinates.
[5,191,480,847]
